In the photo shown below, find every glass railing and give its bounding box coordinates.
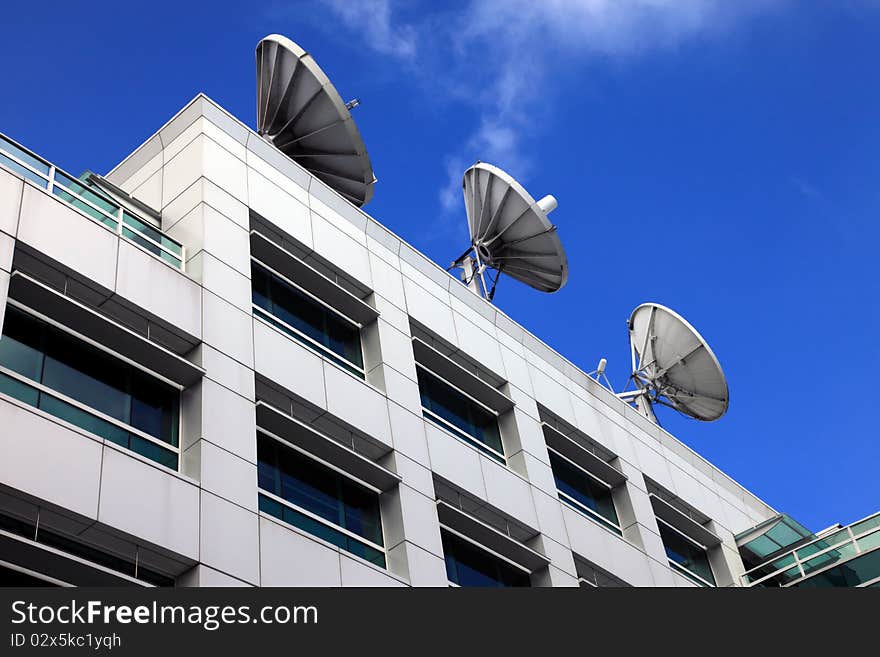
[742,511,880,587]
[0,132,185,270]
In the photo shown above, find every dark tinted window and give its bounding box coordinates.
[442,530,530,587]
[658,521,716,586]
[417,367,502,460]
[252,263,363,376]
[793,549,880,588]
[0,308,179,468]
[0,564,60,587]
[549,451,620,532]
[0,511,173,586]
[257,433,385,567]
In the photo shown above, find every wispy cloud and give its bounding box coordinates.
[320,0,418,60]
[790,175,823,201]
[314,0,786,219]
[459,1,779,55]
[440,120,529,212]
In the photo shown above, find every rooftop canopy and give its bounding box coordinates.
[736,514,814,568]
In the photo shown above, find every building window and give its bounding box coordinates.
[416,366,503,462]
[657,519,716,587]
[257,432,386,568]
[0,563,62,587]
[548,449,621,535]
[251,261,364,378]
[0,510,174,586]
[441,529,530,587]
[0,307,179,469]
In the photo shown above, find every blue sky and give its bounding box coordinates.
[1,1,877,531]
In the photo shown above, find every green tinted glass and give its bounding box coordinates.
[0,152,48,187]
[0,135,50,176]
[252,263,364,375]
[851,515,880,537]
[417,367,503,458]
[0,308,179,470]
[0,372,40,406]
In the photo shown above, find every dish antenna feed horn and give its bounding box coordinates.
[450,162,568,302]
[616,303,729,425]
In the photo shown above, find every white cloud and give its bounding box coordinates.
[439,120,529,212]
[321,0,417,60]
[459,1,778,56]
[317,0,785,217]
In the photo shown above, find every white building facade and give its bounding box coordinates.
[0,95,782,588]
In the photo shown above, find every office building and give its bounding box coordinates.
[0,95,876,587]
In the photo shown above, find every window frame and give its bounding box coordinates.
[546,446,622,536]
[439,524,532,588]
[0,515,170,587]
[255,402,401,492]
[0,303,182,470]
[6,299,183,391]
[415,363,505,463]
[256,429,388,567]
[0,365,180,467]
[251,258,366,379]
[656,516,717,587]
[7,272,204,388]
[0,559,69,587]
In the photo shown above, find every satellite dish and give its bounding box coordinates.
[256,34,376,207]
[452,162,568,300]
[617,303,729,423]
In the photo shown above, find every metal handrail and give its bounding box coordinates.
[742,511,880,587]
[0,132,185,270]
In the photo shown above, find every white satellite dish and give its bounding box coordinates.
[256,34,376,207]
[452,162,568,300]
[617,303,729,423]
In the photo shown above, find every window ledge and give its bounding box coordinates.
[412,337,514,413]
[0,529,154,587]
[542,422,626,488]
[257,511,410,586]
[101,440,197,487]
[7,271,204,388]
[252,313,384,395]
[435,500,550,573]
[250,230,378,325]
[423,411,506,464]
[558,496,623,538]
[650,494,721,548]
[255,401,400,492]
[0,391,195,486]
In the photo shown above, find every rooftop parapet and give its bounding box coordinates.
[0,133,185,270]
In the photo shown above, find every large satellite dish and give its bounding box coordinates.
[256,34,376,207]
[616,303,729,423]
[452,162,568,300]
